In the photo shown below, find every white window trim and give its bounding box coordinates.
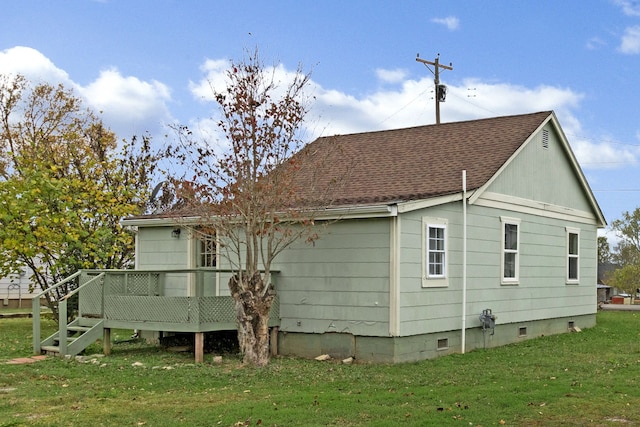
[427,224,447,279]
[189,229,221,296]
[566,227,580,284]
[501,216,521,285]
[422,217,448,288]
[198,233,218,268]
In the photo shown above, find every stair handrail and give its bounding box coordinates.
[57,272,105,356]
[32,270,83,301]
[32,271,82,355]
[60,271,105,302]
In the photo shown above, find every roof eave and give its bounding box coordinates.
[121,204,397,228]
[120,216,203,227]
[397,192,465,213]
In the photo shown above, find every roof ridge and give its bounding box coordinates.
[317,111,553,139]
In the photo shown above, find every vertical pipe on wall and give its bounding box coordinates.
[389,206,400,337]
[461,170,467,354]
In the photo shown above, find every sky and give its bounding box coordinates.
[1,0,640,239]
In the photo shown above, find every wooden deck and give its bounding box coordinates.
[33,269,279,362]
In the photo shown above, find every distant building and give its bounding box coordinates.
[0,267,35,309]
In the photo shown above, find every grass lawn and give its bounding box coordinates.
[1,311,640,426]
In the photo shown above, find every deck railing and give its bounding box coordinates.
[33,269,280,354]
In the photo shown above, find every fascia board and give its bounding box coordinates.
[120,216,202,227]
[547,113,607,227]
[476,192,600,225]
[121,205,395,228]
[397,193,464,214]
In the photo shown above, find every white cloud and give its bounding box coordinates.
[308,75,584,136]
[189,59,230,101]
[613,0,640,16]
[0,46,173,139]
[80,68,173,137]
[431,16,460,31]
[0,46,72,85]
[189,59,310,105]
[375,68,408,84]
[572,138,639,169]
[586,37,606,50]
[188,58,321,146]
[619,25,640,53]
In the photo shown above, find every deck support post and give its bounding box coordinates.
[270,327,279,357]
[195,332,204,363]
[103,328,111,356]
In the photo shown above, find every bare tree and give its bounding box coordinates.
[166,49,335,366]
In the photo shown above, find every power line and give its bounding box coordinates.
[564,132,640,148]
[378,86,431,126]
[593,189,640,192]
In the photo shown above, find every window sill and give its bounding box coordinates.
[422,278,448,288]
[500,280,519,286]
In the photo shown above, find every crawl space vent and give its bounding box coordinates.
[437,338,449,350]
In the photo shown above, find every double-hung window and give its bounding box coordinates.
[199,233,217,268]
[566,227,579,283]
[428,226,446,277]
[422,217,448,287]
[501,217,521,284]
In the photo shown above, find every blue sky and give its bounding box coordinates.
[2,1,640,237]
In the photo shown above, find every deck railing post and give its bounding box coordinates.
[196,270,204,297]
[101,272,106,317]
[32,298,41,355]
[58,298,67,356]
[159,272,165,296]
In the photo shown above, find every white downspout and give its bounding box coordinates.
[461,170,467,354]
[389,205,400,336]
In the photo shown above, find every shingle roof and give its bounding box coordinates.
[290,111,552,207]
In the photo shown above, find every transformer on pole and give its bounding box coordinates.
[416,53,453,124]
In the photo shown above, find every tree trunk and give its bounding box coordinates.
[228,272,275,367]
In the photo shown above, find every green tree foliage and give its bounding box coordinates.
[0,74,160,316]
[597,235,612,265]
[608,208,640,297]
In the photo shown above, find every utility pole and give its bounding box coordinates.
[416,53,453,124]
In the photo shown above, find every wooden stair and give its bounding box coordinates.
[40,317,104,357]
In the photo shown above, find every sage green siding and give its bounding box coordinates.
[137,227,188,268]
[272,218,391,337]
[398,203,597,337]
[137,227,190,297]
[488,123,593,212]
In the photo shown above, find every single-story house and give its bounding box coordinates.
[118,110,605,363]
